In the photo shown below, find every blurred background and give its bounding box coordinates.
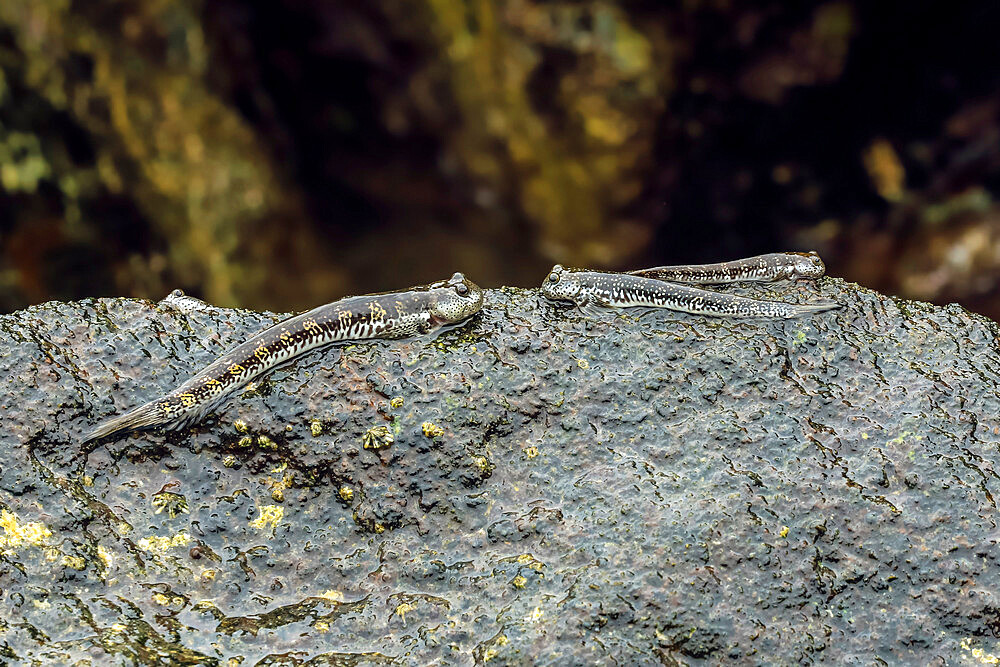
[1,1,999,317]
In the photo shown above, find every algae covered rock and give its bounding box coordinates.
[1,278,1000,664]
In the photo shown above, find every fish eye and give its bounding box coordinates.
[455,283,469,296]
[548,272,560,283]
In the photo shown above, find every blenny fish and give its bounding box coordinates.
[541,260,838,318]
[629,251,826,284]
[83,272,484,443]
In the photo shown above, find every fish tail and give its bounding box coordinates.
[782,300,841,318]
[82,401,166,444]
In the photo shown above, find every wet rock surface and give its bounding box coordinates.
[1,278,1000,665]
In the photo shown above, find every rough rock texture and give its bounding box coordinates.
[2,278,1000,665]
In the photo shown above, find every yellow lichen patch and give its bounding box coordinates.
[514,553,545,573]
[257,434,275,449]
[576,358,590,370]
[152,592,171,606]
[97,545,115,574]
[962,638,1000,665]
[511,575,527,589]
[524,446,539,459]
[395,601,418,623]
[862,138,905,202]
[338,486,355,502]
[233,419,248,433]
[362,425,394,450]
[310,419,323,437]
[313,621,330,632]
[0,509,52,550]
[61,555,86,570]
[319,590,345,603]
[137,532,191,553]
[527,606,544,623]
[779,526,790,538]
[390,397,404,409]
[421,421,445,438]
[250,505,284,533]
[473,456,492,473]
[236,436,253,449]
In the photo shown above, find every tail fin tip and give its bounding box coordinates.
[82,402,163,444]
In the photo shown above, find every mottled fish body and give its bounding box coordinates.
[84,273,483,443]
[541,265,839,318]
[629,251,825,284]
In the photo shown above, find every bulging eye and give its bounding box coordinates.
[455,283,469,296]
[548,272,560,283]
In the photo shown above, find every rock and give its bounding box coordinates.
[1,278,999,664]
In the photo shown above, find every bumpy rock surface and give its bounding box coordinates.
[2,278,1000,665]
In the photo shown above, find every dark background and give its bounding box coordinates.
[1,0,999,317]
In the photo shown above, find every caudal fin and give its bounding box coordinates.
[82,401,165,444]
[783,300,841,318]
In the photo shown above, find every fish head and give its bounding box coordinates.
[785,251,826,279]
[428,272,484,324]
[540,264,584,302]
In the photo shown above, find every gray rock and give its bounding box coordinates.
[1,277,999,665]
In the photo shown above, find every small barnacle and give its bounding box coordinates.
[338,486,354,502]
[362,425,394,450]
[257,434,275,449]
[421,422,444,438]
[310,419,323,437]
[390,397,404,409]
[234,419,248,434]
[151,483,189,519]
